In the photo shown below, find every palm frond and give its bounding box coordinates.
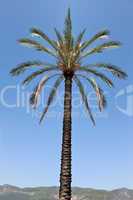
[30,74,60,108]
[74,29,86,51]
[10,61,58,76]
[30,27,58,50]
[64,8,72,49]
[70,36,74,49]
[54,28,64,46]
[81,29,110,52]
[53,28,67,62]
[86,63,127,79]
[18,38,57,57]
[77,74,107,111]
[81,41,121,58]
[40,75,64,123]
[73,29,86,62]
[22,67,58,85]
[74,75,95,125]
[78,66,114,87]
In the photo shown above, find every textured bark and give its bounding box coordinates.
[59,75,72,200]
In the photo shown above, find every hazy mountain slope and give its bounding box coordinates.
[0,185,132,200]
[0,193,31,200]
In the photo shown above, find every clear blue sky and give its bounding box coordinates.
[0,0,133,190]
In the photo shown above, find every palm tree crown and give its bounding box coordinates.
[10,8,127,125]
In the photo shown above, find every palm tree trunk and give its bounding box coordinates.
[59,75,72,200]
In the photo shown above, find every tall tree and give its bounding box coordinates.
[10,9,127,200]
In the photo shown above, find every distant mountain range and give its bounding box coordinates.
[0,185,132,200]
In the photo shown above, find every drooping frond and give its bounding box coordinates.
[64,8,72,49]
[81,29,110,52]
[77,74,107,111]
[30,74,61,108]
[40,75,64,123]
[10,61,58,76]
[81,41,121,58]
[18,38,57,57]
[22,67,58,85]
[90,79,107,111]
[30,27,58,50]
[74,75,95,125]
[86,63,127,79]
[78,66,114,87]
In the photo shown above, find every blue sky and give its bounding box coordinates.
[0,0,133,189]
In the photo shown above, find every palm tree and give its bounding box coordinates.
[10,9,127,200]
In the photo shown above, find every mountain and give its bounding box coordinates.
[0,185,132,200]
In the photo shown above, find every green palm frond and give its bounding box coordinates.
[64,8,72,49]
[70,36,74,49]
[81,41,121,58]
[53,28,67,62]
[30,74,60,108]
[30,27,58,50]
[74,75,95,125]
[40,75,64,123]
[18,38,57,57]
[86,63,127,79]
[10,61,58,76]
[81,29,110,52]
[74,29,86,51]
[78,66,114,87]
[22,67,58,85]
[54,28,64,46]
[77,74,107,111]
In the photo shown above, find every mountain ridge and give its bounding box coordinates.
[0,185,132,200]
